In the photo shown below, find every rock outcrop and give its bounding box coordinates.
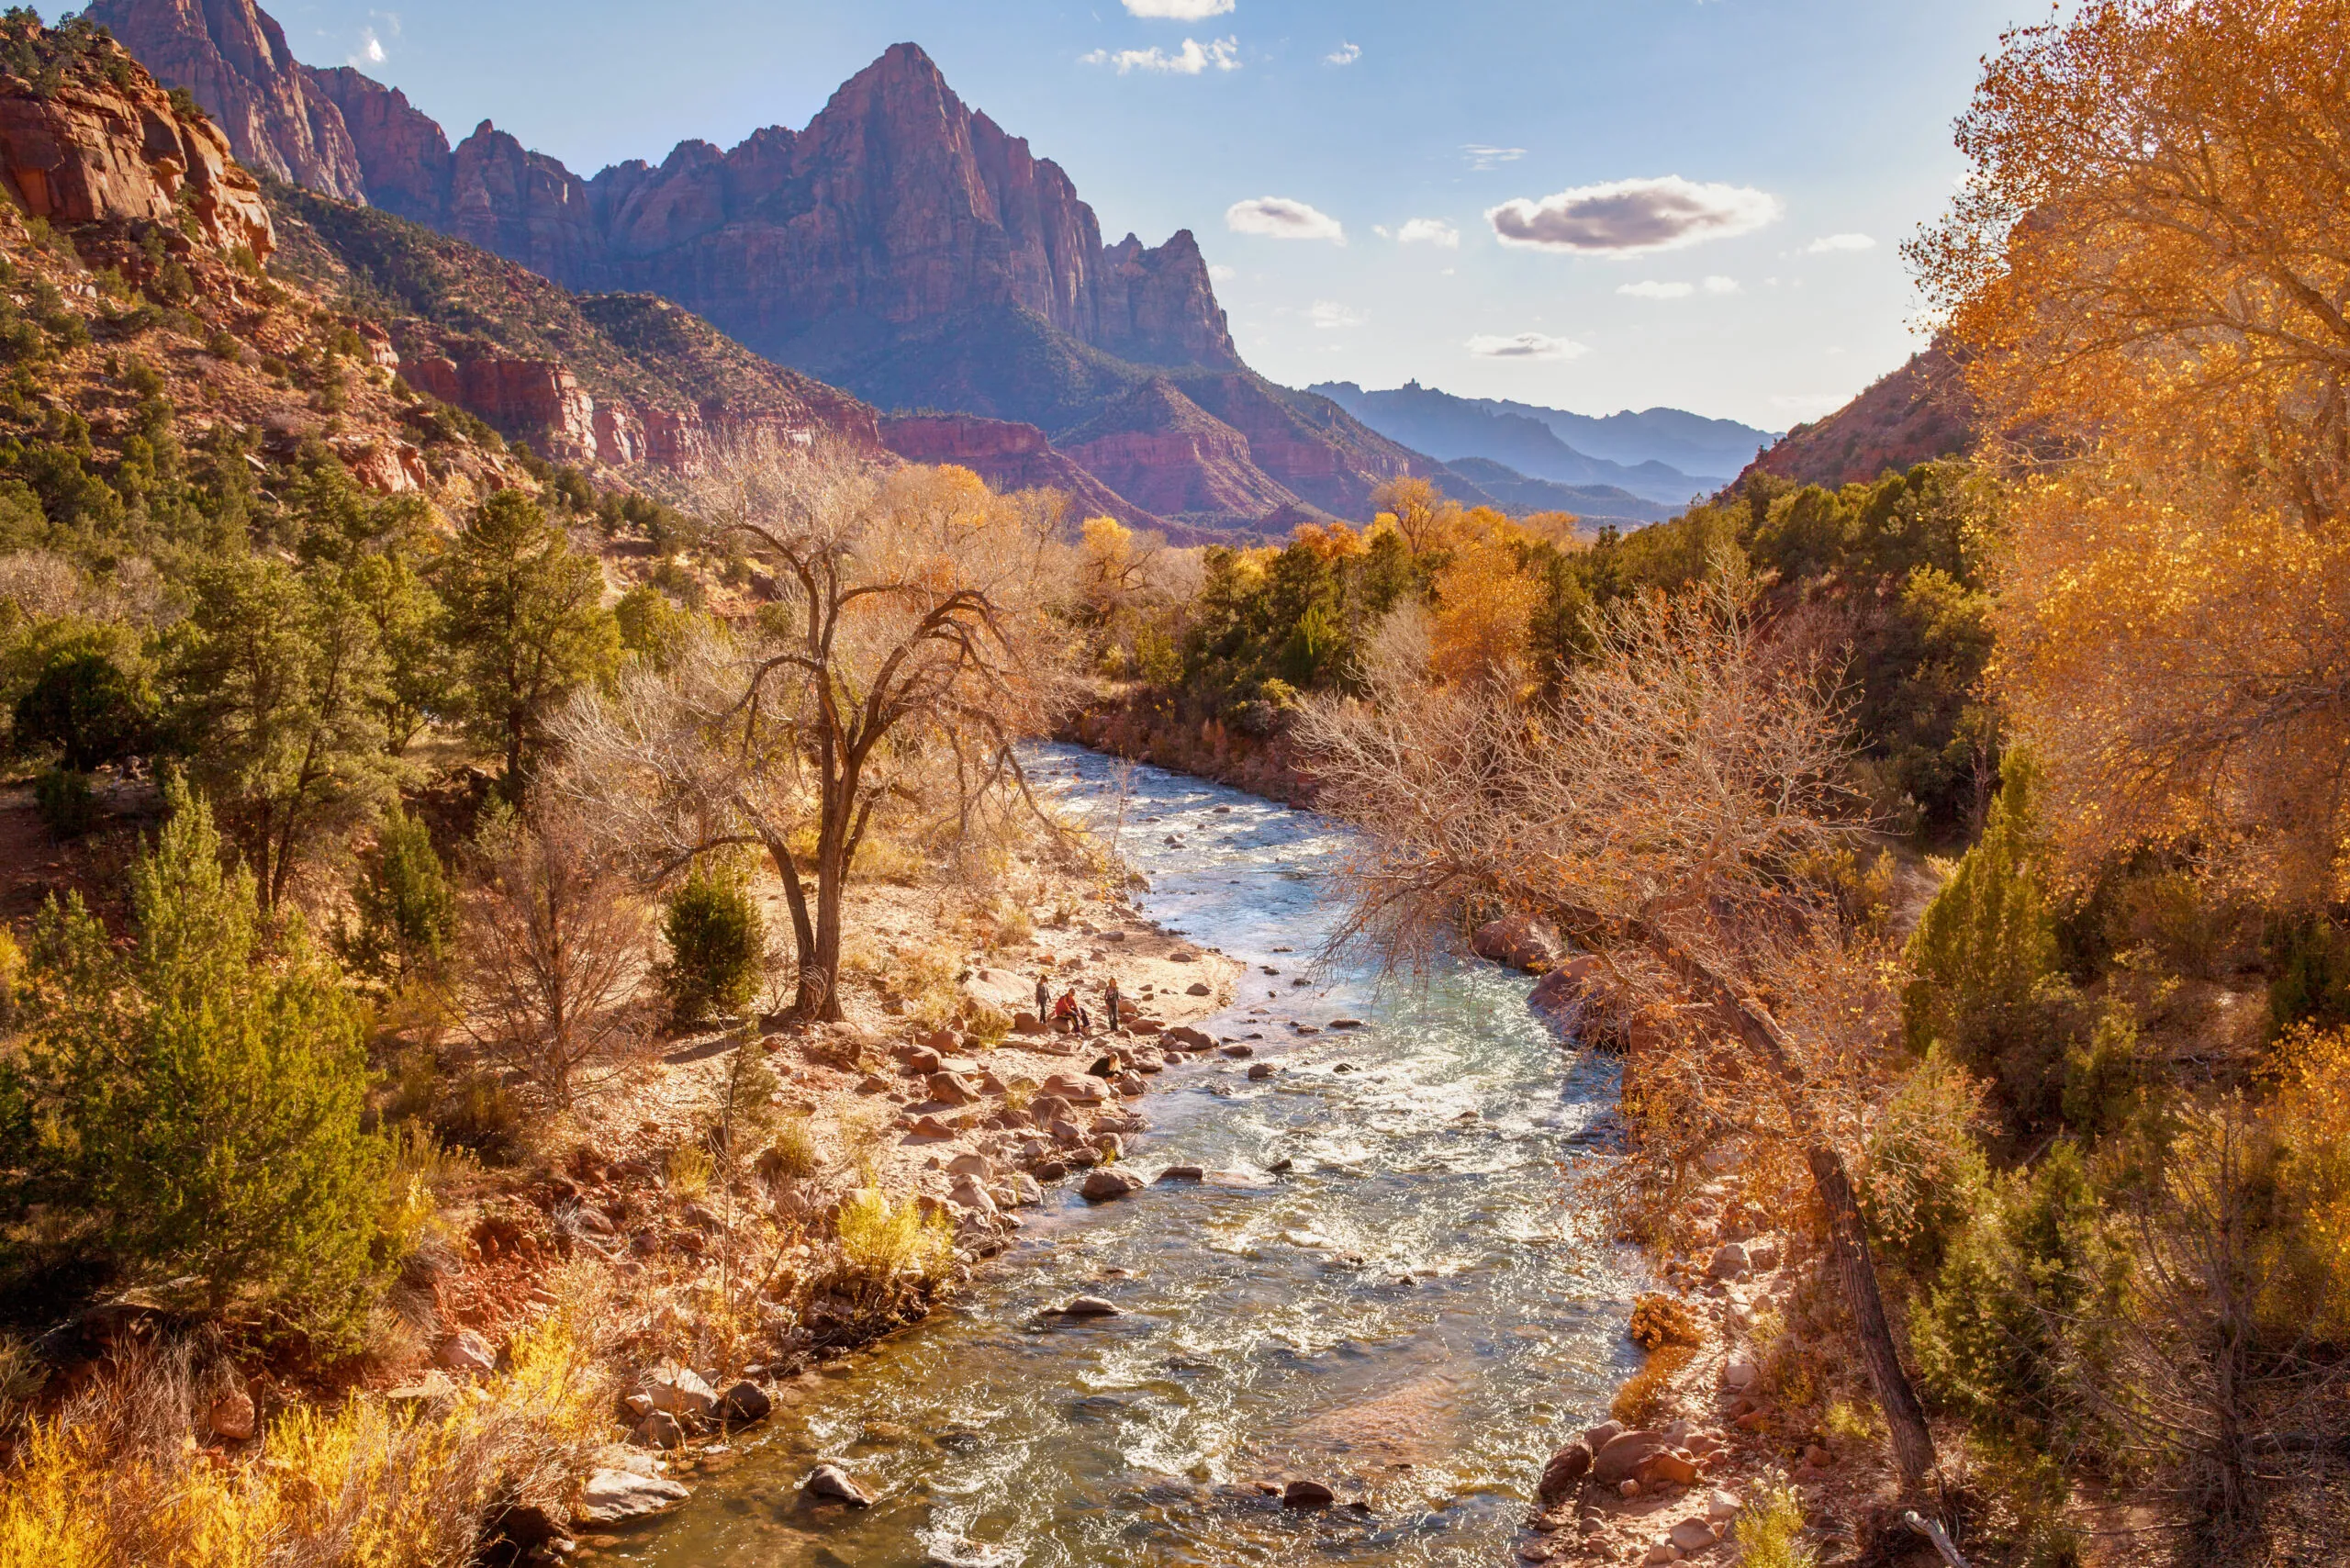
[1059,378,1297,521]
[0,27,272,259]
[85,0,364,199]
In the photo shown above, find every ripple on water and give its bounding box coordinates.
[623,745,1643,1568]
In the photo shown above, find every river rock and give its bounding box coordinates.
[1080,1169,1145,1202]
[1061,1295,1121,1316]
[1029,1093,1071,1124]
[1592,1431,1670,1487]
[803,1463,874,1506]
[930,1071,983,1106]
[1472,914,1561,971]
[1220,1043,1254,1058]
[1185,982,1212,996]
[1707,1242,1751,1280]
[641,1361,717,1419]
[946,1151,994,1179]
[1115,1071,1148,1096]
[435,1329,496,1373]
[1669,1518,1719,1551]
[574,1467,690,1525]
[721,1382,772,1423]
[1166,1025,1214,1048]
[1538,1439,1593,1500]
[1158,1164,1205,1182]
[1005,1173,1044,1205]
[632,1410,686,1450]
[948,1177,998,1218]
[204,1388,256,1442]
[1247,1062,1276,1080]
[1281,1480,1336,1508]
[1584,1420,1624,1450]
[1042,1072,1109,1103]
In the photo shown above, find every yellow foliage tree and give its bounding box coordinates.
[1911,0,2350,899]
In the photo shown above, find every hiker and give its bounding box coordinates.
[1104,977,1123,1033]
[1053,989,1080,1035]
[1034,973,1051,1021]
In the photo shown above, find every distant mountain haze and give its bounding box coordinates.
[87,0,1471,535]
[1310,380,1780,509]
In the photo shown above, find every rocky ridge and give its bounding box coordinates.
[1739,340,1975,491]
[89,0,1452,532]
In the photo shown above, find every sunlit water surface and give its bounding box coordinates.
[624,745,1639,1568]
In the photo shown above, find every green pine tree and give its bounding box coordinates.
[20,782,389,1338]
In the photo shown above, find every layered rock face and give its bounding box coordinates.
[0,43,272,259]
[85,0,363,199]
[1741,340,1975,490]
[1059,379,1296,521]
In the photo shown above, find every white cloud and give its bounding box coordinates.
[1122,0,1235,17]
[351,26,386,64]
[1225,196,1345,244]
[1463,144,1527,171]
[1326,41,1360,65]
[1311,300,1367,330]
[1803,232,1877,253]
[1467,331,1588,360]
[1617,280,1694,299]
[1081,36,1239,73]
[1487,174,1781,254]
[1394,217,1460,249]
[1704,274,1742,295]
[1208,263,1237,281]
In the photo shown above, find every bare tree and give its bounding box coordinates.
[553,442,1074,1022]
[1294,563,1946,1498]
[460,794,647,1104]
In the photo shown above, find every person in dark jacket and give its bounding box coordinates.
[1104,977,1123,1033]
[1035,973,1051,1021]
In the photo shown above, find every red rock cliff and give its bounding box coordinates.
[0,33,272,259]
[84,0,364,200]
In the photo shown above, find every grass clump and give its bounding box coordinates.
[834,1187,954,1290]
[1609,1341,1695,1427]
[1733,1481,1815,1568]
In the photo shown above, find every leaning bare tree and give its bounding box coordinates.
[1294,562,1944,1498]
[554,441,1073,1022]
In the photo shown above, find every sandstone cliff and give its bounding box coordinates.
[0,21,272,260]
[84,0,363,200]
[95,0,1452,532]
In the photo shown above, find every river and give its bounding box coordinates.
[626,745,1639,1568]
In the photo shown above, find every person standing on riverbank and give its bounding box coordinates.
[1034,973,1051,1022]
[1104,977,1123,1034]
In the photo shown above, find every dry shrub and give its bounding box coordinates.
[1610,1341,1695,1427]
[1628,1293,1702,1351]
[834,1188,954,1293]
[0,1266,613,1568]
[1734,1481,1815,1568]
[762,1116,822,1182]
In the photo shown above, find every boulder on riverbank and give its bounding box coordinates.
[1472,914,1561,971]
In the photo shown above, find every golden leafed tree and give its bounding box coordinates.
[1911,0,2350,900]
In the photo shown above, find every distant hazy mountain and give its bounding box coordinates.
[1312,380,1776,507]
[1439,458,1678,526]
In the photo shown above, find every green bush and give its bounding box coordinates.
[658,860,765,1025]
[31,767,98,837]
[341,808,456,987]
[1911,1140,2116,1441]
[1861,1046,1995,1280]
[2265,914,2350,1036]
[1904,756,2081,1126]
[16,784,390,1339]
[13,644,152,768]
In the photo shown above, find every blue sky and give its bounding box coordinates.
[223,0,2022,429]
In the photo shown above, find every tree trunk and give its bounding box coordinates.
[809,844,846,1023]
[1807,1144,1939,1493]
[1595,906,1944,1498]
